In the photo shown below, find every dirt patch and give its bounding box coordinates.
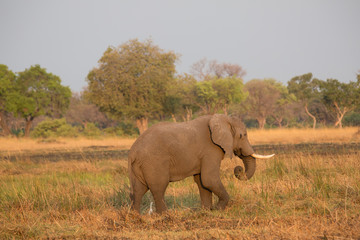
[0,147,129,162]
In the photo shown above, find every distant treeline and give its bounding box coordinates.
[1,39,360,137]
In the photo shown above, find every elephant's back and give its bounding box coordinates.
[129,122,176,159]
[129,120,200,160]
[129,115,212,161]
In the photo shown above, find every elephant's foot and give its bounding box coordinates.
[153,199,167,214]
[214,196,229,210]
[200,198,212,210]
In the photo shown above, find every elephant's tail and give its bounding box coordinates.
[128,155,147,188]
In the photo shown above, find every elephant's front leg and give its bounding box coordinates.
[200,160,229,210]
[193,174,212,209]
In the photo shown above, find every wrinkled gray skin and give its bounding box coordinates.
[128,114,261,213]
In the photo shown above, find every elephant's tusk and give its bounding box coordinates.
[251,153,275,159]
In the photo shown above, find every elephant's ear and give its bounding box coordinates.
[209,114,234,159]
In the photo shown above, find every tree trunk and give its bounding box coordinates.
[0,111,11,136]
[82,120,88,129]
[24,116,34,137]
[304,104,316,129]
[274,116,283,128]
[171,114,177,123]
[257,117,266,129]
[334,102,349,129]
[223,104,228,116]
[136,117,148,135]
[183,107,192,122]
[334,115,344,128]
[334,110,347,128]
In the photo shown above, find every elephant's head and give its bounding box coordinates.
[209,114,274,180]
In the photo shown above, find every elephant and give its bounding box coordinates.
[128,114,274,213]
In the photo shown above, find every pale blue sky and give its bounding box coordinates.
[1,0,359,92]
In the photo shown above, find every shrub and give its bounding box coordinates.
[117,121,139,136]
[344,112,360,126]
[81,123,102,137]
[31,118,78,138]
[103,127,124,137]
[56,124,79,138]
[104,121,138,137]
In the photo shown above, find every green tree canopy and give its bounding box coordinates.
[212,77,246,115]
[243,79,286,129]
[86,39,178,134]
[288,73,319,128]
[15,65,71,137]
[270,81,296,128]
[195,80,218,114]
[195,76,246,115]
[163,74,198,122]
[0,64,18,135]
[316,78,360,128]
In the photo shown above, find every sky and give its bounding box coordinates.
[1,0,359,92]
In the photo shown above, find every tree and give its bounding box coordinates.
[0,64,18,135]
[15,65,71,137]
[175,74,198,121]
[316,78,360,128]
[307,99,333,126]
[190,58,246,80]
[86,39,178,134]
[270,82,296,128]
[65,92,108,128]
[163,74,198,122]
[243,79,282,129]
[194,76,246,115]
[288,73,318,129]
[195,80,218,114]
[211,77,246,115]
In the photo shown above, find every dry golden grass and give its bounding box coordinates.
[0,137,136,152]
[0,128,359,239]
[1,151,359,239]
[0,127,358,154]
[248,127,360,145]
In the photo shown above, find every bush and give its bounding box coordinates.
[243,119,258,129]
[81,123,102,137]
[103,127,124,137]
[118,121,139,136]
[31,118,78,138]
[344,112,360,126]
[56,124,79,138]
[104,121,138,137]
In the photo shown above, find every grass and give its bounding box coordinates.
[0,127,359,239]
[248,126,360,144]
[0,127,358,152]
[0,137,136,152]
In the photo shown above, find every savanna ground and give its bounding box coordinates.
[0,128,360,239]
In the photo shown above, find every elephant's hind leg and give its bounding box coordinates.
[149,185,168,214]
[130,175,149,213]
[193,174,212,209]
[144,172,169,213]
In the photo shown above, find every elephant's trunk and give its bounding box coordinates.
[234,156,256,181]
